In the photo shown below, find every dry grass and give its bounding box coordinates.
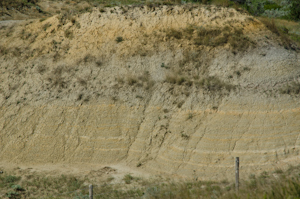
[0,0,39,10]
[64,29,73,39]
[166,72,235,93]
[126,76,138,86]
[197,76,235,92]
[125,71,154,90]
[37,65,47,74]
[77,77,87,86]
[260,17,299,50]
[165,25,256,52]
[42,23,51,31]
[166,28,183,40]
[82,54,95,63]
[46,66,68,89]
[280,82,300,95]
[0,46,8,56]
[1,166,300,199]
[165,73,189,86]
[211,0,231,7]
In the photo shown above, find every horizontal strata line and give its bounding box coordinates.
[155,154,300,167]
[0,105,299,114]
[133,131,300,142]
[30,135,127,140]
[129,146,300,156]
[22,146,128,152]
[22,123,300,138]
[3,124,300,136]
[165,146,300,155]
[39,124,139,129]
[36,123,300,131]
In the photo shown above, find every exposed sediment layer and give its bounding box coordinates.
[1,95,299,180]
[0,4,300,180]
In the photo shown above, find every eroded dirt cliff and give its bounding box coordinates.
[0,4,300,181]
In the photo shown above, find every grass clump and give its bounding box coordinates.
[82,54,95,63]
[166,28,183,40]
[180,25,256,52]
[64,29,73,39]
[181,132,190,139]
[2,175,21,184]
[0,165,300,198]
[165,74,188,85]
[116,36,124,43]
[127,76,138,86]
[0,0,39,11]
[197,76,235,92]
[42,23,51,31]
[280,82,300,95]
[260,18,298,50]
[125,71,154,89]
[123,174,134,184]
[210,0,232,7]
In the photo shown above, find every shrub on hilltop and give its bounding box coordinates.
[290,0,300,20]
[0,0,38,10]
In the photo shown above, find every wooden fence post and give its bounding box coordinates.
[235,157,239,193]
[89,184,93,199]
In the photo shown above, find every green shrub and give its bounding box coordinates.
[3,175,21,184]
[264,1,281,10]
[6,191,19,199]
[116,36,124,43]
[290,0,300,21]
[245,0,265,16]
[11,184,25,191]
[211,0,231,7]
[0,0,38,9]
[123,174,134,184]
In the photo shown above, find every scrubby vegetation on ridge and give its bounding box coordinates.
[0,0,39,8]
[165,25,256,53]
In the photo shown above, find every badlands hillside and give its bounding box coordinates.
[0,1,300,182]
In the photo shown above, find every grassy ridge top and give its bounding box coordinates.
[0,0,39,8]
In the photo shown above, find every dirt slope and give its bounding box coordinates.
[0,4,300,181]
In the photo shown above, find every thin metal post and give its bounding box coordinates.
[235,157,239,193]
[89,184,93,199]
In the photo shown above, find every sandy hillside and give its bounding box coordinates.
[0,3,300,182]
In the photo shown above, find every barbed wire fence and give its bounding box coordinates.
[37,153,300,199]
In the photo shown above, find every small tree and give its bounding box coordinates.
[290,0,300,21]
[245,0,265,16]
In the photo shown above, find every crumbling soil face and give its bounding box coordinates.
[0,3,300,181]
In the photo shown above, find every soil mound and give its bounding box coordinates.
[0,4,299,180]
